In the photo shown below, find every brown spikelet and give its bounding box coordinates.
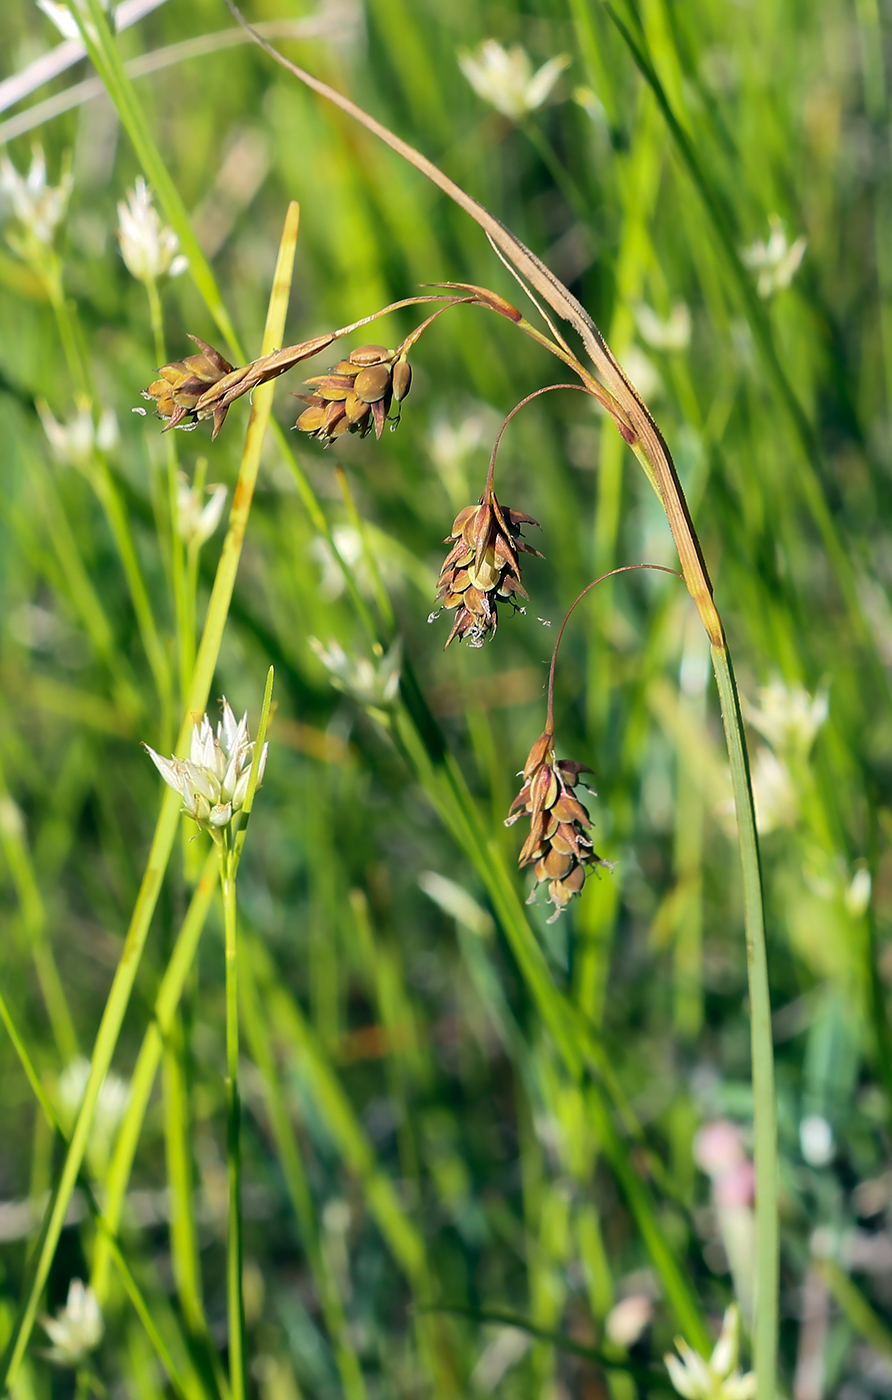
[142,334,335,439]
[428,488,541,648]
[142,337,234,435]
[505,731,612,921]
[294,344,412,446]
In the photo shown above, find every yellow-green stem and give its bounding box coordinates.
[220,834,246,1400]
[711,644,778,1394]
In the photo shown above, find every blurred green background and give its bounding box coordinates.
[2,0,892,1395]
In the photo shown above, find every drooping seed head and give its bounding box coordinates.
[429,488,541,647]
[142,336,234,436]
[505,731,609,921]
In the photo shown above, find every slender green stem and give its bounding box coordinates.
[711,644,778,1395]
[90,457,174,738]
[220,833,246,1400]
[45,256,173,728]
[162,1021,205,1342]
[239,945,368,1400]
[31,454,143,720]
[0,987,194,1400]
[0,752,79,1065]
[45,259,89,396]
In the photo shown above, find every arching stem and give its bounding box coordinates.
[544,564,682,734]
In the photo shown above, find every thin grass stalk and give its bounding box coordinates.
[0,203,300,1391]
[711,646,778,1391]
[602,0,881,673]
[0,752,79,1064]
[220,834,246,1400]
[0,987,195,1400]
[45,279,174,731]
[30,453,143,719]
[238,948,368,1400]
[161,1023,206,1349]
[349,893,458,1393]
[90,844,221,1395]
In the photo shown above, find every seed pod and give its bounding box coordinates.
[353,363,393,404]
[392,357,412,403]
[349,344,391,367]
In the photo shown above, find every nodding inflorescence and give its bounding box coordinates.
[428,488,541,648]
[506,729,612,921]
[135,291,651,921]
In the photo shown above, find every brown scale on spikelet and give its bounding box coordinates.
[295,343,412,446]
[505,730,612,922]
[143,335,334,440]
[142,337,234,437]
[428,487,542,648]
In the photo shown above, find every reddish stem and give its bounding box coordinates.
[484,382,590,497]
[545,564,682,734]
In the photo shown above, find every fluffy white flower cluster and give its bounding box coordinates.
[310,636,402,712]
[38,397,119,468]
[55,1056,130,1179]
[744,679,828,834]
[0,145,72,254]
[117,176,188,284]
[176,473,227,548]
[458,39,569,122]
[145,699,267,831]
[741,215,806,298]
[40,1279,103,1368]
[665,1306,755,1400]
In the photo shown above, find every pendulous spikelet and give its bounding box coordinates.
[429,487,541,647]
[505,730,612,921]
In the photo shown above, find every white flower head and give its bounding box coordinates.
[40,1279,103,1367]
[176,473,227,548]
[55,1056,130,1178]
[117,176,188,284]
[635,301,692,352]
[0,145,73,256]
[310,635,402,712]
[38,397,118,468]
[744,679,828,756]
[145,698,267,831]
[458,39,570,121]
[751,747,797,834]
[665,1306,755,1400]
[741,215,806,298]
